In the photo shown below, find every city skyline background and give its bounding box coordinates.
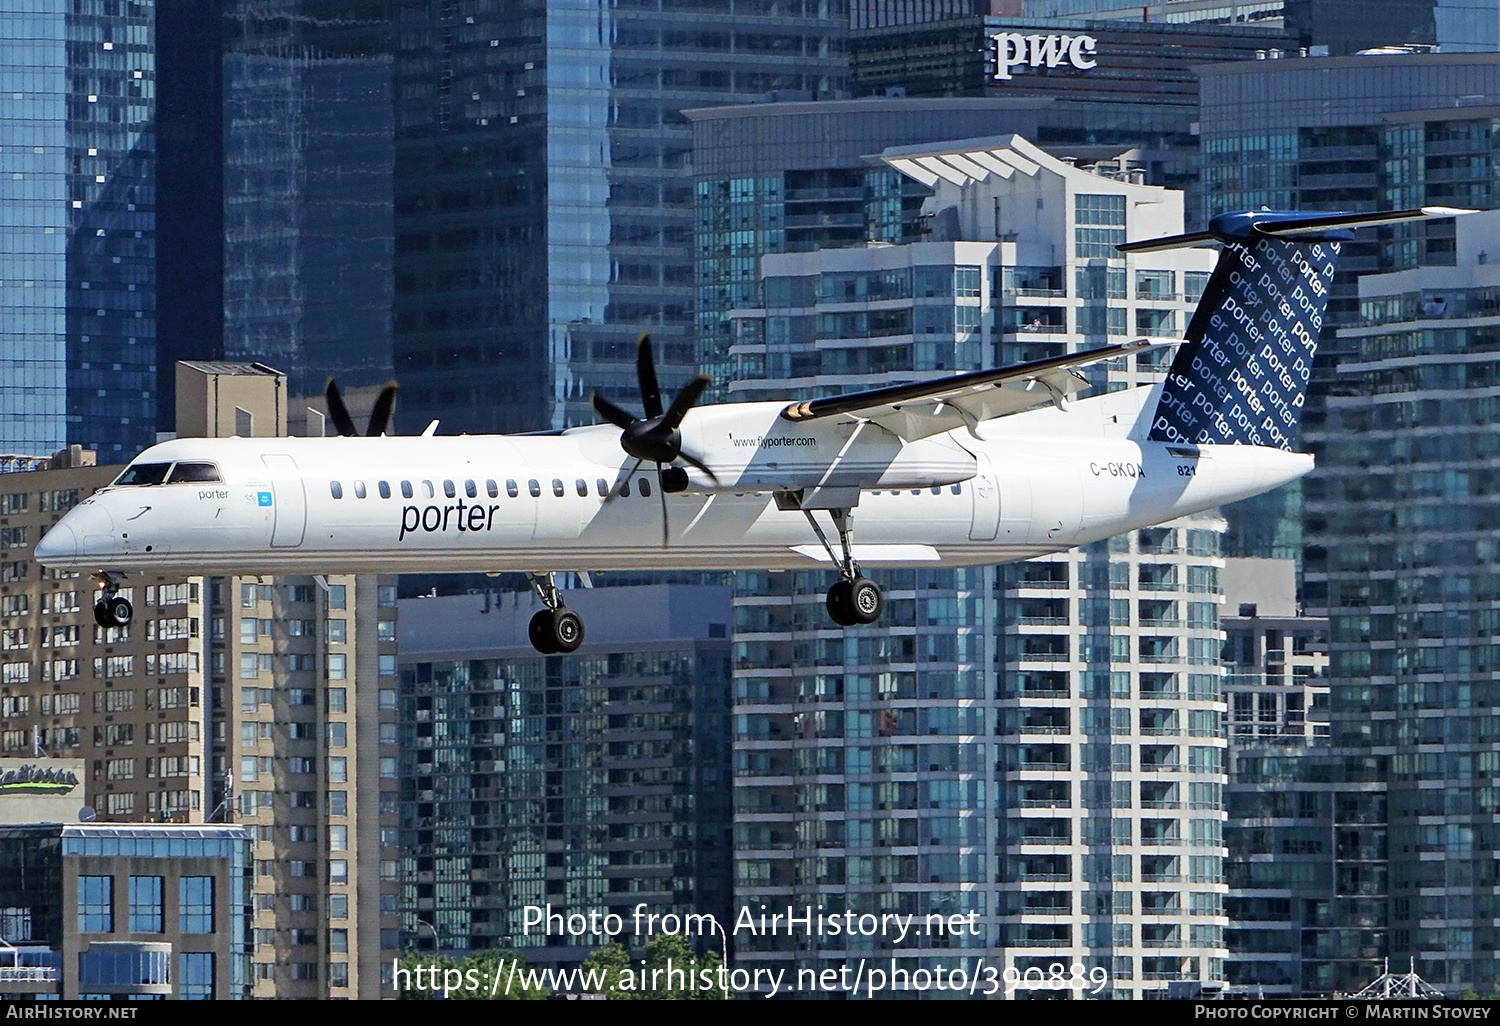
[3,0,1500,1001]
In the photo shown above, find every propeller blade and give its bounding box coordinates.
[591,392,637,431]
[676,449,720,486]
[601,460,643,506]
[636,333,663,420]
[661,374,710,431]
[324,378,358,437]
[656,464,669,547]
[366,382,398,436]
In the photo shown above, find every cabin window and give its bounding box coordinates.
[354,481,367,499]
[930,486,941,495]
[443,480,456,499]
[166,462,220,484]
[421,481,434,498]
[486,479,499,498]
[639,477,652,497]
[619,479,632,497]
[596,478,609,497]
[113,462,171,487]
[506,480,518,498]
[552,479,564,498]
[528,480,541,498]
[330,482,343,499]
[400,481,412,499]
[464,480,477,498]
[378,481,391,499]
[576,479,588,497]
[951,483,962,494]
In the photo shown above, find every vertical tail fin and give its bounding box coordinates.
[1120,207,1475,449]
[1150,233,1336,449]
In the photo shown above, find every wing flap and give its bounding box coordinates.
[780,338,1169,440]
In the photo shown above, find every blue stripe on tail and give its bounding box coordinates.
[1148,236,1338,449]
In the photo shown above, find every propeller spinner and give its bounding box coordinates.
[591,334,717,544]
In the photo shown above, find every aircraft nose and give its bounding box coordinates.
[34,523,77,565]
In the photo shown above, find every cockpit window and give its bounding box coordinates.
[113,462,172,486]
[166,462,221,484]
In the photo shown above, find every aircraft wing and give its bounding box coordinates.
[778,338,1170,441]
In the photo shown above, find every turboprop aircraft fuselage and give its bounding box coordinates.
[34,385,1311,577]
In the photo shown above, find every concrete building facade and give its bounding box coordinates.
[723,136,1232,997]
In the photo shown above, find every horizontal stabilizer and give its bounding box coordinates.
[1115,230,1215,254]
[1119,206,1477,253]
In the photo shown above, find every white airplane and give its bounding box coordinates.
[34,207,1470,653]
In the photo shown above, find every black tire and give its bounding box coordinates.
[528,610,558,654]
[826,580,856,626]
[849,577,883,625]
[93,602,114,630]
[550,608,585,653]
[102,597,133,628]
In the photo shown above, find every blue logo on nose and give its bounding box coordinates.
[257,492,273,507]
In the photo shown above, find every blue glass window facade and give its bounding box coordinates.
[178,951,213,1000]
[178,876,213,934]
[127,875,163,933]
[0,0,157,462]
[76,875,112,934]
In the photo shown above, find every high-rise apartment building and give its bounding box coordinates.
[1303,209,1500,993]
[0,362,399,998]
[395,585,733,963]
[724,135,1232,996]
[0,0,157,463]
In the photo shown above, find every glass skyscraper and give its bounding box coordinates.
[383,0,850,435]
[0,0,156,464]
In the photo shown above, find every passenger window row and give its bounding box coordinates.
[329,476,654,500]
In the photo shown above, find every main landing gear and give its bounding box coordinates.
[526,572,584,654]
[92,571,132,630]
[801,507,884,628]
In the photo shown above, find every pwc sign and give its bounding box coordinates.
[990,32,1098,80]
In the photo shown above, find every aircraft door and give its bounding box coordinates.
[968,452,1000,541]
[261,454,307,548]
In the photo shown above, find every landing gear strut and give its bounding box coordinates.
[525,573,584,655]
[802,507,883,628]
[92,571,132,630]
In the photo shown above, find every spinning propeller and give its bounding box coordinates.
[325,379,398,437]
[591,334,717,545]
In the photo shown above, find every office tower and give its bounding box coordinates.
[847,15,1288,230]
[0,0,157,463]
[386,0,850,436]
[724,135,1231,996]
[395,585,732,963]
[1303,209,1500,993]
[851,0,1008,26]
[1027,0,1498,54]
[155,0,225,432]
[0,821,250,1000]
[221,4,396,402]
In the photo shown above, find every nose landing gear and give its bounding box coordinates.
[92,571,132,630]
